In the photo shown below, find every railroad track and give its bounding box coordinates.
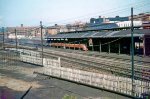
[48,47,150,64]
[43,48,150,69]
[42,49,150,81]
[2,44,150,81]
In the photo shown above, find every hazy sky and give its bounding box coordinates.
[0,0,149,27]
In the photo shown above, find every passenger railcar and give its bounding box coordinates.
[50,43,88,51]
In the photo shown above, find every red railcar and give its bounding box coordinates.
[143,21,150,29]
[50,43,88,51]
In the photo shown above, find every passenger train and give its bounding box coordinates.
[50,43,88,51]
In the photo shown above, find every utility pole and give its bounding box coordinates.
[2,27,4,50]
[99,40,101,53]
[108,43,110,54]
[15,29,18,51]
[131,7,135,96]
[40,21,44,66]
[118,43,120,55]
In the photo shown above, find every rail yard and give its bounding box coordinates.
[1,0,150,98]
[40,47,150,81]
[0,47,133,99]
[0,42,149,98]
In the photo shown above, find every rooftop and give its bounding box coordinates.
[47,29,150,39]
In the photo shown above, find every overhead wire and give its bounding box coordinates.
[43,0,149,26]
[45,1,139,24]
[46,14,149,34]
[1,0,148,29]
[3,0,149,49]
[18,8,147,36]
[2,1,148,33]
[42,2,150,33]
[47,12,150,47]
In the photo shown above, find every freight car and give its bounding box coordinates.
[50,43,88,51]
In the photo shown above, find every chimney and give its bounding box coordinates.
[103,16,105,23]
[116,16,119,18]
[99,16,102,18]
[21,24,23,27]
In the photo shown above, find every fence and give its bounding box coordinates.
[19,50,60,67]
[20,54,43,65]
[6,48,41,57]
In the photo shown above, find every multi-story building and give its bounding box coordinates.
[129,13,150,21]
[116,21,142,27]
[47,22,86,35]
[6,24,47,39]
[47,24,61,35]
[90,16,129,24]
[87,13,150,30]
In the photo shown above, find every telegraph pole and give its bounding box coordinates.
[15,29,18,50]
[2,27,4,49]
[99,40,101,53]
[118,43,120,55]
[131,7,135,96]
[40,21,44,66]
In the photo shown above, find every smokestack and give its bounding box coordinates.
[103,16,105,23]
[21,24,23,27]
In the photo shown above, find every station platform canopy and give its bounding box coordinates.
[47,29,150,39]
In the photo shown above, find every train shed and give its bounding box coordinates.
[46,29,150,56]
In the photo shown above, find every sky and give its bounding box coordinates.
[0,0,149,27]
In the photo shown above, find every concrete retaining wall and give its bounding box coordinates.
[41,66,150,98]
